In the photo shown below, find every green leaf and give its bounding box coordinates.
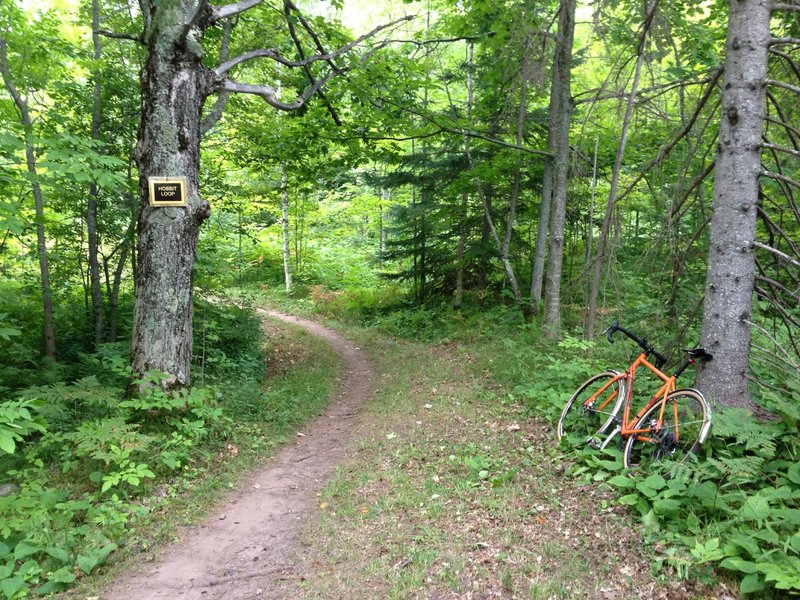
[44,546,69,564]
[720,557,758,574]
[787,463,800,485]
[653,498,681,515]
[740,494,770,521]
[13,541,39,560]
[606,475,635,488]
[76,555,98,575]
[642,473,666,490]
[0,544,9,558]
[0,576,24,600]
[739,573,765,594]
[0,436,15,455]
[642,509,659,531]
[49,566,75,583]
[618,493,639,505]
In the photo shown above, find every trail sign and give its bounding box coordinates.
[148,177,187,206]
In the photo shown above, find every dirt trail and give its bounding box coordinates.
[103,310,375,600]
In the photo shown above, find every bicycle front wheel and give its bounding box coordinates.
[557,371,625,447]
[622,388,711,470]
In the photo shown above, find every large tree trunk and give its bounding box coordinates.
[696,0,771,409]
[129,9,211,388]
[541,0,577,337]
[88,0,105,349]
[0,37,56,359]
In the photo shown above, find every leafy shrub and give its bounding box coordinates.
[564,406,800,596]
[0,399,46,455]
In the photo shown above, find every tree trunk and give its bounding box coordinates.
[280,163,292,294]
[453,190,468,310]
[129,9,211,388]
[530,156,552,309]
[696,0,771,409]
[0,37,56,358]
[541,0,577,337]
[585,0,659,339]
[88,0,105,349]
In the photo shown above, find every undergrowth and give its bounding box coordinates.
[283,288,799,598]
[0,299,341,598]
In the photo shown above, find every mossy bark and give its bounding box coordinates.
[130,1,213,387]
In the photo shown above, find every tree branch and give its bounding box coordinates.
[753,240,800,268]
[762,142,800,159]
[614,67,722,204]
[768,47,800,80]
[761,169,800,189]
[221,69,343,111]
[210,0,262,22]
[95,29,143,43]
[772,3,800,12]
[282,0,342,125]
[770,37,800,46]
[201,18,234,135]
[215,13,414,75]
[766,78,800,95]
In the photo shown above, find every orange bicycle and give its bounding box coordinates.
[557,321,713,470]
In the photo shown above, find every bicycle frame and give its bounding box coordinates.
[583,352,677,448]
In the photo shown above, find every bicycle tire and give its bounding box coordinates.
[622,388,711,470]
[557,371,626,448]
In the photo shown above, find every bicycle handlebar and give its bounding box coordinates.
[604,320,668,369]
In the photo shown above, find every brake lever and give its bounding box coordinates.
[605,320,619,344]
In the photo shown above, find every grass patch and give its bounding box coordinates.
[293,327,696,599]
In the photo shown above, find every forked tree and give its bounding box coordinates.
[111,0,410,388]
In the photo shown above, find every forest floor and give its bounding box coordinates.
[100,308,733,600]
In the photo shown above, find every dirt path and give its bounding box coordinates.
[103,310,375,600]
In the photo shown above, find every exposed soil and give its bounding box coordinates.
[103,310,375,600]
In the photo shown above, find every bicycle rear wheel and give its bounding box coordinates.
[622,388,711,470]
[557,371,625,448]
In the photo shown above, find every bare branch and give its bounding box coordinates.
[574,74,713,105]
[282,0,342,125]
[772,3,800,12]
[221,69,342,111]
[762,142,800,159]
[745,319,799,370]
[753,240,800,267]
[761,169,800,188]
[770,37,800,46]
[756,274,800,303]
[615,68,722,204]
[201,18,233,135]
[767,78,800,95]
[768,48,800,80]
[95,29,143,43]
[668,159,716,221]
[210,0,261,22]
[215,13,415,76]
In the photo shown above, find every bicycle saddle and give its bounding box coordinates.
[684,347,713,361]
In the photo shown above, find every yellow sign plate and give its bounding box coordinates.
[148,177,187,206]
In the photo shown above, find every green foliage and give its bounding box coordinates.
[561,406,800,596]
[0,399,46,455]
